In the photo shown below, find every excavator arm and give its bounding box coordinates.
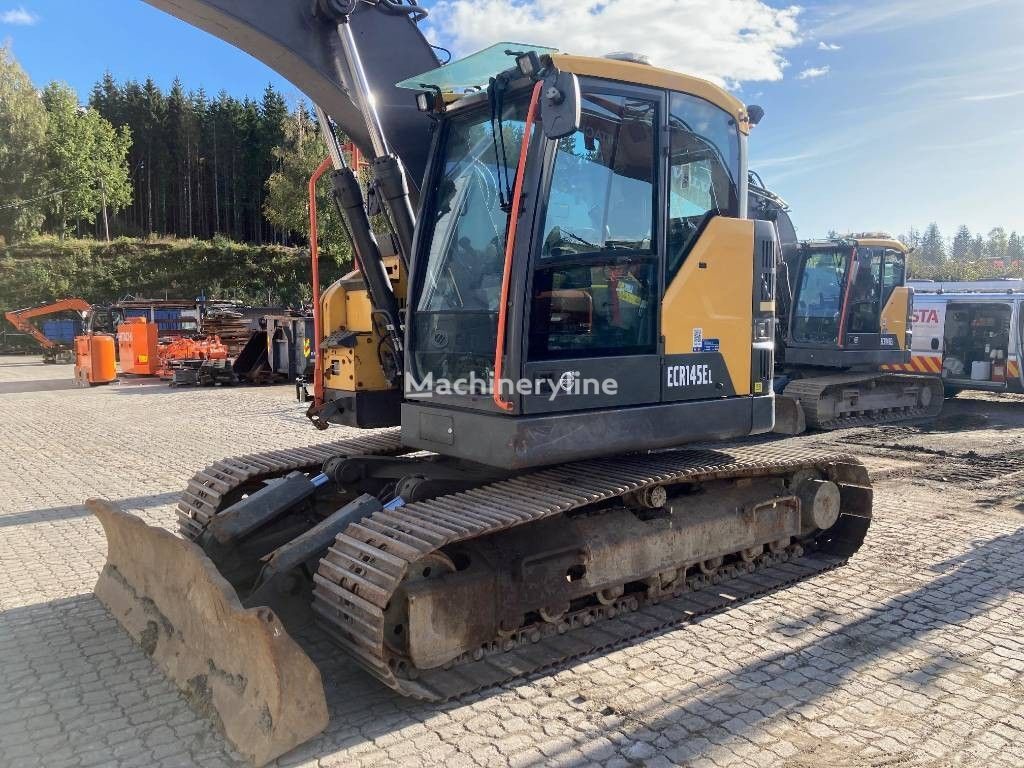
[4,298,92,351]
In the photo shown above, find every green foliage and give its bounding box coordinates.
[908,222,1024,282]
[40,82,132,236]
[0,45,49,244]
[264,104,352,270]
[0,235,345,312]
[917,223,946,266]
[90,73,298,244]
[951,225,973,263]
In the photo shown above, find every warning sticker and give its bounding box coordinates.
[692,328,703,353]
[701,339,720,353]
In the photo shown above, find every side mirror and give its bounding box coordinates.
[540,71,581,140]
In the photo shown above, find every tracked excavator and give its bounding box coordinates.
[89,2,873,764]
[4,298,92,363]
[748,178,943,432]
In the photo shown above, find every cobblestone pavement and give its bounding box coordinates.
[2,356,1023,767]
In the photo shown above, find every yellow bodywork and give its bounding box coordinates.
[881,286,911,350]
[320,256,406,393]
[853,237,909,253]
[551,54,752,134]
[661,217,754,395]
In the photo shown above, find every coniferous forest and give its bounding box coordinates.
[2,44,1024,317]
[88,72,290,244]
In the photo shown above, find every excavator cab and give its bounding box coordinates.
[784,236,913,367]
[382,48,779,469]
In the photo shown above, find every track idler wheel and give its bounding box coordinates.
[796,478,841,532]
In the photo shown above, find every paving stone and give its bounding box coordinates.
[2,359,1024,767]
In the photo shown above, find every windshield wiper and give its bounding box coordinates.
[560,230,600,249]
[488,73,515,213]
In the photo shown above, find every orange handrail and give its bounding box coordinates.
[493,81,543,412]
[309,155,335,407]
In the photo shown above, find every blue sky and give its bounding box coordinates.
[2,0,1021,239]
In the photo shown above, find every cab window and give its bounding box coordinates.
[848,248,884,334]
[881,249,905,307]
[529,93,658,360]
[667,92,741,281]
[793,249,849,344]
[848,247,906,334]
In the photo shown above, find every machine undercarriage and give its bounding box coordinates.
[777,371,944,432]
[93,436,871,762]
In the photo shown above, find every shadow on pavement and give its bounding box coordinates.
[545,527,1024,766]
[4,513,1020,767]
[0,491,181,528]
[0,380,83,395]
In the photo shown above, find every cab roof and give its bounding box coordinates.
[398,42,752,134]
[803,236,910,254]
[550,54,752,134]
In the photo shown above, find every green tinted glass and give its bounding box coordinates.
[396,42,558,93]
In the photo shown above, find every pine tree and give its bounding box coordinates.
[951,225,973,263]
[985,227,1008,263]
[0,46,49,244]
[1007,232,1024,266]
[900,227,921,251]
[972,234,984,262]
[918,223,946,266]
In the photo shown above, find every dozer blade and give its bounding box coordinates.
[772,393,807,435]
[89,499,328,767]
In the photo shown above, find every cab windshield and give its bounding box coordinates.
[411,100,528,385]
[793,249,850,344]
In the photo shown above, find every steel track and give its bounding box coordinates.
[176,429,406,539]
[784,372,944,430]
[311,445,871,700]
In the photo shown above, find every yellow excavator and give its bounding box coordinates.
[747,179,943,433]
[89,2,872,764]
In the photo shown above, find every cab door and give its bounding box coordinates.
[845,247,905,349]
[521,85,664,414]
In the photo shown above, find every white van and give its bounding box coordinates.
[887,280,1024,394]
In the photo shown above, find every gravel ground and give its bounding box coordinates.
[1,355,1022,768]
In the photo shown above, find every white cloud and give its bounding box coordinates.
[817,41,842,51]
[1,6,38,25]
[426,0,802,86]
[962,88,1024,102]
[812,0,1008,37]
[798,65,831,80]
[919,128,1024,153]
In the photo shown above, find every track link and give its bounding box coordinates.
[312,444,871,700]
[784,372,943,430]
[176,428,406,539]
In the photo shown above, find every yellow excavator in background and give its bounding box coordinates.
[89,2,873,764]
[748,178,943,433]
